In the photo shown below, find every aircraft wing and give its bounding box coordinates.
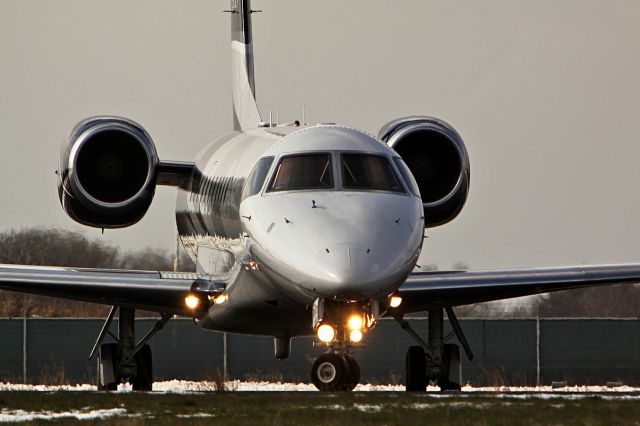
[395,264,640,314]
[0,264,224,316]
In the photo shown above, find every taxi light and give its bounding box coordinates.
[185,294,200,310]
[244,261,259,271]
[390,296,403,308]
[349,330,363,343]
[317,324,336,342]
[347,314,364,331]
[214,293,228,305]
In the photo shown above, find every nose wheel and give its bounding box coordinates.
[311,353,360,391]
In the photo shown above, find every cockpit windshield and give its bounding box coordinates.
[341,154,404,193]
[268,153,333,192]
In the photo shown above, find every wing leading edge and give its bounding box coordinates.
[396,264,640,314]
[0,264,224,316]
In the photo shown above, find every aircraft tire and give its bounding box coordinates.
[343,354,360,390]
[311,353,350,391]
[131,344,153,392]
[437,344,461,392]
[405,346,427,391]
[437,379,461,392]
[97,343,119,391]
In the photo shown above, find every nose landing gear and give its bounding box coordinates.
[310,299,373,391]
[311,352,360,391]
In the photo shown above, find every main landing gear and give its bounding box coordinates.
[311,352,361,391]
[397,307,474,392]
[89,306,171,391]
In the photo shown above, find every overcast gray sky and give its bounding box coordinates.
[1,0,640,270]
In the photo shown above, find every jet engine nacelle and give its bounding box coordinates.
[58,116,159,228]
[379,116,470,228]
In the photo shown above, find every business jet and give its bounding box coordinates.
[1,0,639,392]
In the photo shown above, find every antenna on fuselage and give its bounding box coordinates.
[303,105,307,126]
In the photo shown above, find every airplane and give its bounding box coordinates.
[1,0,640,392]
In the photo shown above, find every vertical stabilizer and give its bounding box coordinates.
[229,0,262,131]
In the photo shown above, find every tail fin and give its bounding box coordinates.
[229,0,262,131]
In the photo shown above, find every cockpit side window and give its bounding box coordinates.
[393,157,421,197]
[242,156,274,199]
[267,153,333,192]
[341,154,405,193]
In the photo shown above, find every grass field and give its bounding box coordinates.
[1,391,640,425]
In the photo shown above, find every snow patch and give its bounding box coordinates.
[408,402,492,409]
[353,404,383,413]
[462,385,640,393]
[175,413,216,418]
[314,404,345,411]
[0,383,95,392]
[0,381,639,395]
[0,408,126,422]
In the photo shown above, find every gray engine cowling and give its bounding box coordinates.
[379,116,470,228]
[58,116,159,228]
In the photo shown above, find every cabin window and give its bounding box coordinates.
[341,154,405,193]
[393,157,420,197]
[268,153,333,192]
[242,156,274,199]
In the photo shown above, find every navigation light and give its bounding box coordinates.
[390,296,403,308]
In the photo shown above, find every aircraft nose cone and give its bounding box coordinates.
[317,243,380,298]
[324,243,371,276]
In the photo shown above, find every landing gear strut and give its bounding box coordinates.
[399,307,472,392]
[311,352,360,391]
[309,298,373,391]
[92,307,171,391]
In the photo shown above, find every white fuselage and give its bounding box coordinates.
[177,125,423,336]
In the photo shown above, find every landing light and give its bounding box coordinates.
[349,330,363,343]
[214,293,228,305]
[347,314,364,331]
[184,294,200,310]
[390,296,403,308]
[244,261,259,271]
[317,324,336,342]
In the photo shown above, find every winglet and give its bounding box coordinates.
[228,0,262,131]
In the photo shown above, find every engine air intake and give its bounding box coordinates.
[58,117,159,228]
[380,116,470,228]
[75,129,152,204]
